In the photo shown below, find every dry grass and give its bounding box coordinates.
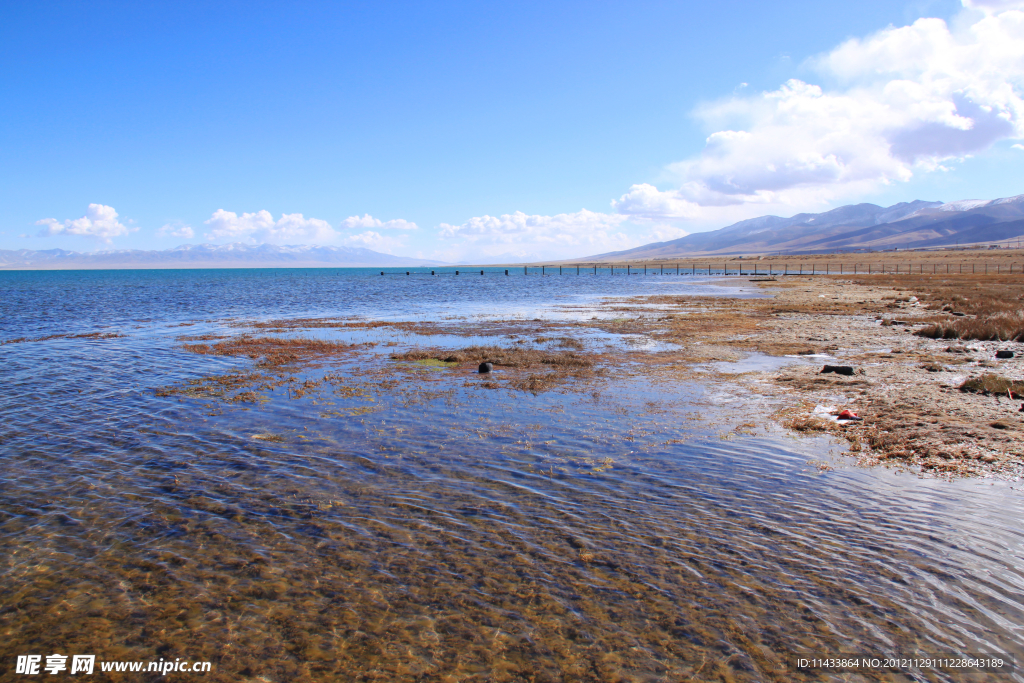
[959,373,1024,397]
[916,312,1024,342]
[839,273,1024,342]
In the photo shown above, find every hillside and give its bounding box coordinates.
[586,194,1024,260]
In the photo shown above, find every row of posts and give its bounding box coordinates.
[382,262,1021,276]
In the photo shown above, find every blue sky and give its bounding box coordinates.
[3,0,1023,261]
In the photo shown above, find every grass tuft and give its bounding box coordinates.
[959,373,1024,396]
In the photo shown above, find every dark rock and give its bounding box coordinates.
[996,350,1014,359]
[821,365,855,376]
[478,362,493,374]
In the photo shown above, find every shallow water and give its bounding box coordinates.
[1,268,1022,682]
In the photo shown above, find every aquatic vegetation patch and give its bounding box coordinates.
[393,345,595,370]
[1,331,125,345]
[393,345,600,394]
[411,358,459,368]
[180,335,359,368]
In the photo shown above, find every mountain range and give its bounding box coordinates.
[0,243,447,269]
[587,193,1024,260]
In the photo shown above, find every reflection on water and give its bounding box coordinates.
[1,269,1022,682]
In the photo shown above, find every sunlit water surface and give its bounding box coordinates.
[1,269,1022,682]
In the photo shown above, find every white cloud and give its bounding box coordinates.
[35,204,135,242]
[643,225,690,242]
[612,183,703,219]
[340,230,407,253]
[339,214,418,230]
[439,209,627,242]
[963,0,1024,12]
[203,209,336,242]
[158,223,195,239]
[436,209,636,260]
[643,5,1024,215]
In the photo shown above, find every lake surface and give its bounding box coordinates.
[1,268,1021,682]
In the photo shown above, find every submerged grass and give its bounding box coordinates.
[181,336,357,368]
[1,331,125,345]
[393,345,594,369]
[393,345,598,394]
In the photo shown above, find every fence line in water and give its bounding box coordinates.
[379,262,1024,277]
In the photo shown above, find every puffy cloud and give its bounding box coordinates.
[158,223,195,239]
[340,230,407,253]
[643,225,690,242]
[437,209,636,260]
[439,209,627,243]
[35,204,134,242]
[649,5,1024,213]
[203,209,336,242]
[612,183,703,219]
[339,214,418,230]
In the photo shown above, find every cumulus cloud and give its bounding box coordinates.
[339,214,418,230]
[642,4,1024,214]
[612,183,703,219]
[439,209,627,243]
[203,209,336,242]
[643,225,690,242]
[35,204,135,242]
[340,230,407,253]
[158,223,195,239]
[436,209,637,260]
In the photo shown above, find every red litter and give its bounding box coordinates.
[837,409,862,421]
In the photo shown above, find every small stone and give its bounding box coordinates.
[478,362,493,374]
